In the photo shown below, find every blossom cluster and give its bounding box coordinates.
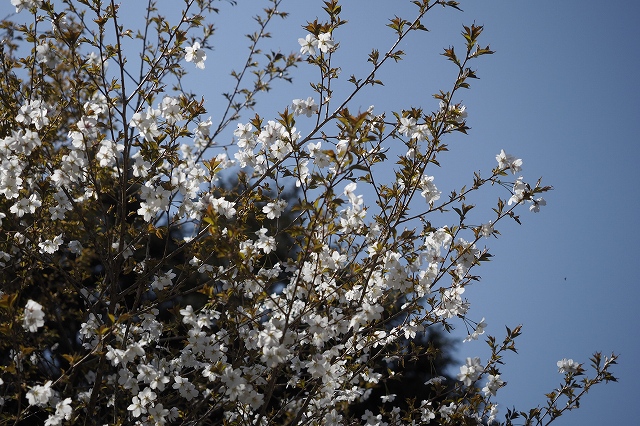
[299,32,336,56]
[0,1,615,426]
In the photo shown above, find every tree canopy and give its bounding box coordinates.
[0,1,616,425]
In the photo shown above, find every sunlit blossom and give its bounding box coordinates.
[298,34,318,55]
[557,358,581,374]
[11,0,42,13]
[185,42,206,69]
[38,234,64,254]
[26,380,53,407]
[317,32,335,53]
[23,299,45,332]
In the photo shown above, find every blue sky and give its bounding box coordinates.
[4,0,637,424]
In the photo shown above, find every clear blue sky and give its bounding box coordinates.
[4,0,637,424]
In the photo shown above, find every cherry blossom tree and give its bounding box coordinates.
[0,0,617,425]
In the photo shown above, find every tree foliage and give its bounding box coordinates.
[0,0,616,425]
